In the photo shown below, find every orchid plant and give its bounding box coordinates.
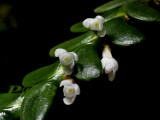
[0,0,160,120]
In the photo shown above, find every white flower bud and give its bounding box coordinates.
[60,79,80,105]
[59,52,74,65]
[55,48,78,75]
[83,15,106,37]
[101,45,118,81]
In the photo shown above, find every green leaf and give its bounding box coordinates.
[22,61,64,87]
[0,93,24,120]
[49,31,102,81]
[74,42,102,81]
[102,7,121,22]
[126,0,160,21]
[21,81,59,120]
[104,17,145,46]
[0,93,22,110]
[94,0,132,13]
[70,22,89,33]
[49,31,98,57]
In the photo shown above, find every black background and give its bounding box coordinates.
[0,0,159,119]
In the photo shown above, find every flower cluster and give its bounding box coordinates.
[83,15,106,37]
[55,45,118,105]
[60,79,80,105]
[55,48,78,75]
[101,45,119,81]
[55,48,80,105]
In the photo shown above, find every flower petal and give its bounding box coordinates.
[97,27,106,37]
[104,65,113,73]
[63,96,76,105]
[55,48,67,57]
[101,58,108,69]
[108,70,116,81]
[70,52,78,61]
[63,86,76,97]
[69,61,75,69]
[60,79,72,87]
[90,19,100,31]
[104,57,117,73]
[74,84,80,95]
[113,59,119,71]
[83,18,93,28]
[98,23,104,31]
[102,57,118,81]
[95,15,105,23]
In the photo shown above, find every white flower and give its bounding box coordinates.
[83,15,106,37]
[55,48,78,75]
[101,45,118,81]
[60,79,80,105]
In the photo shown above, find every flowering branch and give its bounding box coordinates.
[0,0,160,119]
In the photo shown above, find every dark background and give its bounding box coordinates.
[0,0,159,119]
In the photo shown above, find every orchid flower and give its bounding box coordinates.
[101,45,118,81]
[83,15,106,37]
[55,48,78,75]
[60,79,80,105]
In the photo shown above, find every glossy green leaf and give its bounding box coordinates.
[0,93,22,110]
[49,31,98,57]
[70,22,89,33]
[74,42,102,81]
[94,0,132,13]
[0,93,24,120]
[22,61,64,87]
[104,17,145,46]
[21,81,59,120]
[126,0,160,21]
[102,7,121,22]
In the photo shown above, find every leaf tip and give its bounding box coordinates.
[49,48,55,58]
[94,8,99,13]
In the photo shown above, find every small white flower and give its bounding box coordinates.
[60,79,80,105]
[83,15,106,37]
[101,45,118,81]
[55,48,78,75]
